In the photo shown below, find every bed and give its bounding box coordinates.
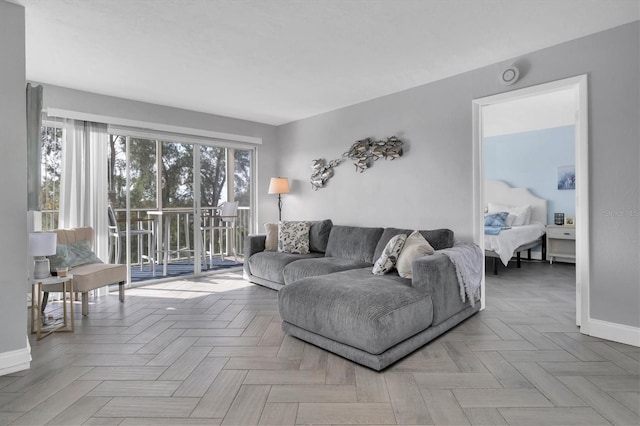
[484,180,547,274]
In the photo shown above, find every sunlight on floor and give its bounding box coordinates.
[125,272,252,300]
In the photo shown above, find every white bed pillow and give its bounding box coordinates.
[488,203,531,226]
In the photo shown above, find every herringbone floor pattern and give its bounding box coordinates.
[1,262,638,425]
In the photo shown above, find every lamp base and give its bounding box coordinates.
[33,257,51,279]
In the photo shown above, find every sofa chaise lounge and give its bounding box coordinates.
[244,221,481,370]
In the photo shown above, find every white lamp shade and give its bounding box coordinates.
[268,177,290,194]
[28,232,57,257]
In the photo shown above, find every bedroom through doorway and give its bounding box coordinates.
[472,75,590,334]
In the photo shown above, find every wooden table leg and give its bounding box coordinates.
[69,280,74,333]
[30,283,36,335]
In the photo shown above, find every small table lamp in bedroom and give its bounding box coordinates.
[29,232,57,279]
[268,177,290,221]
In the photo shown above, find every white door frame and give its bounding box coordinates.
[472,75,590,332]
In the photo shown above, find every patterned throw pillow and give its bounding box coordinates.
[264,222,278,251]
[396,230,435,279]
[372,234,407,275]
[278,221,311,254]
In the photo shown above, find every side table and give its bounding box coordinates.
[545,225,576,264]
[30,274,75,340]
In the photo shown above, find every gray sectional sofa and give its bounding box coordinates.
[244,220,481,370]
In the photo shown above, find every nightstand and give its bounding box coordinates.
[30,274,75,340]
[545,225,576,264]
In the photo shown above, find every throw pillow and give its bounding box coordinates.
[278,221,311,254]
[484,212,509,227]
[68,240,101,266]
[48,240,101,271]
[396,230,435,279]
[48,244,71,272]
[264,222,278,251]
[372,234,407,275]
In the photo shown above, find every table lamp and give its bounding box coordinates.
[268,177,290,221]
[28,232,57,279]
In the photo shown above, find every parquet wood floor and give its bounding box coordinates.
[2,261,638,425]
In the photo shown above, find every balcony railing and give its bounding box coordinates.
[41,207,250,268]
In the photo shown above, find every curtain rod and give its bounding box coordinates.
[45,107,262,145]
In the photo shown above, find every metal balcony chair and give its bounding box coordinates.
[108,204,155,273]
[201,201,238,268]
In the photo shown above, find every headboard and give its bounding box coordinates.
[485,180,547,225]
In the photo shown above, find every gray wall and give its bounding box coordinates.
[276,22,640,329]
[39,84,280,228]
[0,1,28,363]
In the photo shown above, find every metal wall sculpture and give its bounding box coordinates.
[343,136,403,173]
[310,136,403,189]
[310,158,342,191]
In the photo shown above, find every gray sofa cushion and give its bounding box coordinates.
[248,251,324,284]
[309,219,333,253]
[325,225,384,264]
[373,228,454,261]
[283,257,371,285]
[278,268,433,355]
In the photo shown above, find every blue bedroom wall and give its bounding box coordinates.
[484,125,576,225]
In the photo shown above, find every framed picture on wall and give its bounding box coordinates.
[558,165,576,190]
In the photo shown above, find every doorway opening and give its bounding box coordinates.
[472,75,590,333]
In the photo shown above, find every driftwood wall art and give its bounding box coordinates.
[310,136,403,189]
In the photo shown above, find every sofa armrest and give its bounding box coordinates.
[411,252,467,327]
[244,234,267,277]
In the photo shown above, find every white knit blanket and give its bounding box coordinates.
[439,243,483,306]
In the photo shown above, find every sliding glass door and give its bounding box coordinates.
[107,133,254,281]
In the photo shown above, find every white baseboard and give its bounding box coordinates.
[0,336,31,376]
[587,318,640,347]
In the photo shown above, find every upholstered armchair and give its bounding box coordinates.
[46,227,126,316]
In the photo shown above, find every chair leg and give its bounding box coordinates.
[201,230,208,270]
[231,225,238,262]
[138,234,143,271]
[108,236,114,263]
[115,236,121,265]
[184,214,191,261]
[119,281,125,302]
[219,228,224,261]
[82,292,88,316]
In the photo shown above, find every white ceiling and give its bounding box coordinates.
[15,0,639,125]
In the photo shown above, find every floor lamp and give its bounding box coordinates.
[268,177,290,221]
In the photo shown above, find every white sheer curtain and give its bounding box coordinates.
[59,120,109,262]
